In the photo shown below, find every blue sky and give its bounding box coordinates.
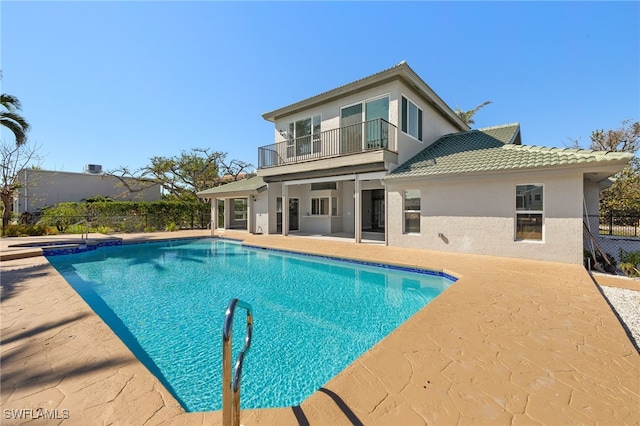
[2,1,638,174]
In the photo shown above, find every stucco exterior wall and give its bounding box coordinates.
[342,181,355,233]
[14,169,162,214]
[267,80,460,173]
[393,85,461,169]
[253,192,269,235]
[386,170,585,264]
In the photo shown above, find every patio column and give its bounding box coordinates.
[212,197,218,235]
[247,196,253,234]
[283,184,289,236]
[384,185,389,246]
[355,176,361,243]
[223,199,229,230]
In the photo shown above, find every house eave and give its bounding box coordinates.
[383,161,632,184]
[262,62,469,132]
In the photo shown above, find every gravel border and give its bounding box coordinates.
[599,285,640,352]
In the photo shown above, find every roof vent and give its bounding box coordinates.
[84,164,103,174]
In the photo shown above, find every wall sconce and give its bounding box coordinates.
[251,195,256,202]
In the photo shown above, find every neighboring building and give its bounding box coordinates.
[197,61,633,264]
[13,167,162,215]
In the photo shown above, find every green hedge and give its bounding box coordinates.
[38,200,211,233]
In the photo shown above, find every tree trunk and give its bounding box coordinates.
[1,192,13,232]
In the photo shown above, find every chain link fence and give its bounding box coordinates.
[584,212,640,261]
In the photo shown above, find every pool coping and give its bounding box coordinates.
[1,230,639,425]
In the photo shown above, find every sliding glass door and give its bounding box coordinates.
[340,96,389,153]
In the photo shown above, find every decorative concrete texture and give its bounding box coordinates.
[1,230,638,425]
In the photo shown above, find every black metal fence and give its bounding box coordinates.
[591,212,640,238]
[14,212,212,234]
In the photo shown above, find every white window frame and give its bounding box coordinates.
[311,197,330,216]
[233,198,248,221]
[286,114,321,158]
[403,189,421,234]
[515,184,544,242]
[340,94,390,150]
[401,94,423,142]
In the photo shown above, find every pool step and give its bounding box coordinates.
[2,237,123,261]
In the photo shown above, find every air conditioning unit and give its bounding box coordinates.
[85,164,103,174]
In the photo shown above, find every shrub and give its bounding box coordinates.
[618,249,640,278]
[94,225,113,234]
[165,222,179,232]
[2,224,49,237]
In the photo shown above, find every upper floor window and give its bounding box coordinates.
[286,114,321,157]
[515,184,543,241]
[401,96,423,141]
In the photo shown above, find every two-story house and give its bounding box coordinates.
[198,61,633,264]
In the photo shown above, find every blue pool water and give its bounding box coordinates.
[47,238,454,412]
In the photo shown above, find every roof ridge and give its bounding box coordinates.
[501,144,635,157]
[477,122,520,132]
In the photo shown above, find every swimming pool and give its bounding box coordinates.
[47,238,455,412]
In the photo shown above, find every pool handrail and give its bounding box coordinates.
[72,219,89,241]
[222,298,253,426]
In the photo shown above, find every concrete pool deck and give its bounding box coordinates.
[1,230,638,425]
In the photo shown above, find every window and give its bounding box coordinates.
[404,190,420,233]
[311,182,337,191]
[401,96,423,141]
[286,114,321,157]
[515,185,543,240]
[311,197,329,215]
[331,197,338,216]
[233,198,248,221]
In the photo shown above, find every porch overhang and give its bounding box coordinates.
[261,162,387,183]
[196,176,267,200]
[258,150,397,183]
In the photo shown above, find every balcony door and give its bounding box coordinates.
[365,97,389,149]
[340,96,389,153]
[286,115,321,158]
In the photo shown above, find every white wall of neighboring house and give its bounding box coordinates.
[386,169,585,264]
[13,169,162,215]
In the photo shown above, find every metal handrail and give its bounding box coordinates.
[72,219,89,241]
[222,298,253,426]
[258,118,398,169]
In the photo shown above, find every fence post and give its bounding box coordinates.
[608,211,613,236]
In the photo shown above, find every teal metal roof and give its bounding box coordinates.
[196,176,266,197]
[384,123,634,180]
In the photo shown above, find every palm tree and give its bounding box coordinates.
[1,93,30,146]
[454,100,492,126]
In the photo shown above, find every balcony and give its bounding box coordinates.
[258,118,397,169]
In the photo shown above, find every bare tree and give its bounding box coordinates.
[0,141,42,228]
[107,148,254,202]
[568,119,639,214]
